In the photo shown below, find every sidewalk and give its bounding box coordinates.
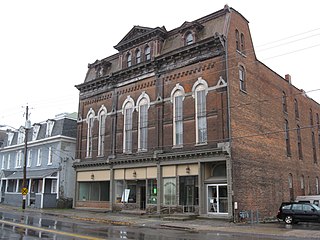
[1,205,320,239]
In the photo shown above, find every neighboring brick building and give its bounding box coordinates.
[74,5,320,220]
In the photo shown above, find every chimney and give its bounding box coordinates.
[285,74,291,84]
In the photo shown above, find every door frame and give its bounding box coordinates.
[206,183,228,215]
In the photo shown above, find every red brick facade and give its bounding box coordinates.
[74,5,320,220]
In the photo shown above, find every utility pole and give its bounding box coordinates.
[22,105,29,210]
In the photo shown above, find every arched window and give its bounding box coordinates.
[122,97,134,153]
[185,32,193,45]
[98,106,107,156]
[135,49,141,64]
[192,78,208,144]
[127,52,132,67]
[86,109,95,158]
[285,119,291,156]
[297,125,303,159]
[137,93,150,152]
[145,46,151,61]
[310,108,314,126]
[171,85,185,146]
[239,65,246,91]
[282,92,287,113]
[235,29,240,51]
[240,33,245,52]
[294,99,299,119]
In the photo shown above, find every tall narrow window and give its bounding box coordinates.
[86,109,95,158]
[48,147,53,165]
[27,149,32,167]
[312,131,317,163]
[37,149,42,166]
[300,175,305,194]
[135,49,141,64]
[1,155,5,169]
[98,106,107,156]
[185,32,193,45]
[196,86,207,144]
[317,113,320,130]
[282,92,287,113]
[173,91,183,146]
[285,119,291,156]
[294,99,299,119]
[7,154,10,169]
[193,79,208,145]
[122,97,134,153]
[138,97,149,152]
[46,120,55,137]
[239,65,246,91]
[310,108,314,126]
[235,29,240,51]
[316,177,319,195]
[240,33,245,53]
[288,173,294,201]
[297,125,303,159]
[145,46,151,61]
[127,52,132,67]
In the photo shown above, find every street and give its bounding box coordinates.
[0,208,320,239]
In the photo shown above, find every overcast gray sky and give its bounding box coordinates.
[1,0,320,128]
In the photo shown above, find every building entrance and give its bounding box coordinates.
[207,184,228,214]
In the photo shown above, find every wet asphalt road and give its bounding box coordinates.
[0,208,320,239]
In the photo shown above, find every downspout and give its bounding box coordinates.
[224,9,234,222]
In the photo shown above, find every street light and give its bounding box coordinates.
[0,115,31,209]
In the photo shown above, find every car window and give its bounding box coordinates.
[282,204,292,210]
[312,204,320,211]
[303,204,314,211]
[292,204,302,210]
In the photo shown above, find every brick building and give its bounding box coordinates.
[74,5,320,220]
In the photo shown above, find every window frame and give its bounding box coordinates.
[135,48,141,64]
[145,45,151,61]
[86,109,95,158]
[98,106,107,157]
[127,52,132,67]
[122,97,135,154]
[171,84,185,147]
[185,32,194,45]
[137,93,150,152]
[192,78,208,145]
[285,119,291,156]
[239,65,246,92]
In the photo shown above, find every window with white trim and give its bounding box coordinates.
[7,154,10,169]
[122,97,134,153]
[37,149,42,166]
[17,127,25,144]
[46,120,55,137]
[239,65,246,91]
[86,109,95,158]
[48,147,53,165]
[27,149,32,167]
[98,106,107,156]
[32,124,40,141]
[1,155,5,169]
[137,96,149,152]
[15,150,22,168]
[171,86,185,146]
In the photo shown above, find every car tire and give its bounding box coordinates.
[284,216,293,224]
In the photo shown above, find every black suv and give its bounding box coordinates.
[277,202,320,224]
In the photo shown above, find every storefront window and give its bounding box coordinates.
[127,184,136,203]
[78,181,110,201]
[163,178,176,205]
[147,179,157,204]
[115,180,124,203]
[179,176,198,206]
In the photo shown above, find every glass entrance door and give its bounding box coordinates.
[207,184,228,214]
